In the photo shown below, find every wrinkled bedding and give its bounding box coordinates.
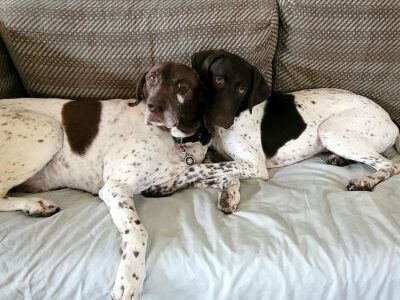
[1,151,400,300]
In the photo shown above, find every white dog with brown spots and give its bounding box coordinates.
[0,62,256,300]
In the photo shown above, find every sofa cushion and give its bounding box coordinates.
[273,0,400,123]
[0,0,278,99]
[0,38,25,98]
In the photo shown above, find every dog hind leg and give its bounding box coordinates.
[0,107,62,216]
[319,115,399,191]
[347,165,400,191]
[0,196,61,216]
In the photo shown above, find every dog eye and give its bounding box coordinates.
[177,82,189,94]
[238,87,246,94]
[147,74,157,86]
[215,77,224,85]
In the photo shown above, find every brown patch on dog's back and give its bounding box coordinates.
[62,100,102,155]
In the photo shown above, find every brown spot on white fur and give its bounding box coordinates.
[62,100,102,155]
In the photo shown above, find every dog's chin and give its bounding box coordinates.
[170,125,199,138]
[144,114,177,129]
[211,120,234,130]
[207,114,234,130]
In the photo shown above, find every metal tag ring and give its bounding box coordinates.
[185,154,196,166]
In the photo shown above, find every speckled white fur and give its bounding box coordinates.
[212,88,400,190]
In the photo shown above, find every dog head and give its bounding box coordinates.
[136,62,206,138]
[191,49,270,129]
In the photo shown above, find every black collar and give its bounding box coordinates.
[172,125,211,145]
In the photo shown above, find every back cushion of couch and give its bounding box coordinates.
[273,0,400,122]
[0,38,25,98]
[0,0,278,100]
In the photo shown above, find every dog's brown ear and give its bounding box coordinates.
[247,67,270,113]
[191,49,225,76]
[136,72,147,101]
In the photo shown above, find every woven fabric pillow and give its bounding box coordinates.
[0,38,25,98]
[0,0,278,100]
[273,0,400,122]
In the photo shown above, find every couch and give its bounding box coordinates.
[1,1,400,299]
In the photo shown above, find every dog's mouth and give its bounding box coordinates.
[144,108,200,138]
[145,111,178,129]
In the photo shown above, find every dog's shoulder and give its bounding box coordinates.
[261,93,307,157]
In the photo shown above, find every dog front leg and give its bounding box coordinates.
[143,175,240,213]
[99,181,147,300]
[144,159,260,197]
[143,160,263,213]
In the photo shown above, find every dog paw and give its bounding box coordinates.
[217,191,238,214]
[327,154,354,166]
[23,198,61,217]
[111,273,142,300]
[347,178,374,191]
[141,187,174,198]
[217,178,240,214]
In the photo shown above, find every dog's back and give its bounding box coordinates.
[1,98,69,122]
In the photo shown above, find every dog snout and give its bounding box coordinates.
[147,99,165,113]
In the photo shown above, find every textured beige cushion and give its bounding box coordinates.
[0,39,25,98]
[0,0,278,99]
[273,0,400,122]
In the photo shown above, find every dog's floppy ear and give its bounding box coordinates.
[191,49,225,76]
[198,80,215,134]
[247,67,271,113]
[136,72,147,101]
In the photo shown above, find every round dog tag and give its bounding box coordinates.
[185,154,196,166]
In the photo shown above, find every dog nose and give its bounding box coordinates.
[147,102,165,113]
